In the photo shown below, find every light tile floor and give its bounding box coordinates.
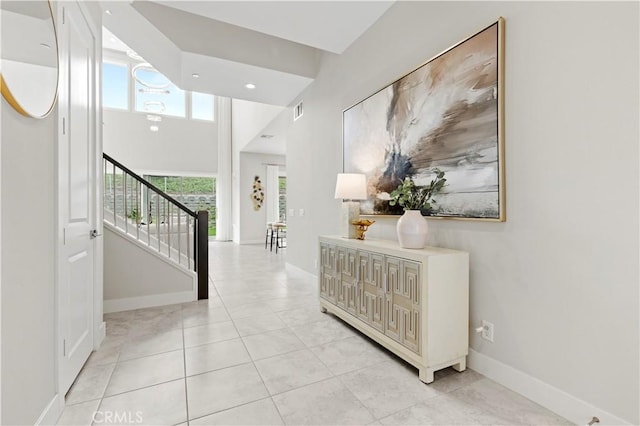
[57,242,571,426]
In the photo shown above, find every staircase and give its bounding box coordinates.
[103,153,208,301]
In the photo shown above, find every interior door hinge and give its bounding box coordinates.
[62,8,65,24]
[63,339,66,356]
[62,117,66,135]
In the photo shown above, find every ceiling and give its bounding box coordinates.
[101,1,393,106]
[149,1,394,55]
[100,1,394,156]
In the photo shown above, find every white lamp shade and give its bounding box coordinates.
[335,173,367,200]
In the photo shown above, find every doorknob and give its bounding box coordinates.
[90,229,102,239]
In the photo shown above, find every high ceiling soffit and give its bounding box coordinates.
[150,1,395,55]
[100,1,393,106]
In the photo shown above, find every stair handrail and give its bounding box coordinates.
[103,153,196,218]
[103,152,208,300]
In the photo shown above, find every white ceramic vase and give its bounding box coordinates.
[397,210,428,249]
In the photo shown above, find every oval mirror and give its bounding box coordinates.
[0,0,58,119]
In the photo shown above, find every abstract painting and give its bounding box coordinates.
[343,18,505,220]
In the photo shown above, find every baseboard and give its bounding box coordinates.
[468,349,631,425]
[104,290,196,313]
[285,262,317,280]
[239,239,263,245]
[95,321,106,349]
[35,393,63,426]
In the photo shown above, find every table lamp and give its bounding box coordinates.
[334,173,367,238]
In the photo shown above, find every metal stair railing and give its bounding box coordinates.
[103,153,208,300]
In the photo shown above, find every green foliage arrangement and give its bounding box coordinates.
[389,170,447,212]
[127,207,142,223]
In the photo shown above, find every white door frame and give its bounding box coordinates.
[54,0,104,410]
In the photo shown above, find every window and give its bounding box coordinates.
[146,175,217,236]
[102,62,128,110]
[102,55,216,121]
[134,66,186,118]
[191,92,214,121]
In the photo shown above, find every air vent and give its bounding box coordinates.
[260,134,274,139]
[293,101,303,121]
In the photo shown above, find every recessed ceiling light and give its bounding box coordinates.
[245,83,256,89]
[105,9,112,15]
[192,73,200,78]
[150,125,159,132]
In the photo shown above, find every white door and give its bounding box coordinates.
[58,2,96,395]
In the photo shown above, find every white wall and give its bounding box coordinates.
[284,2,639,424]
[231,99,284,151]
[1,3,102,423]
[1,105,57,425]
[103,227,196,312]
[235,152,285,244]
[103,109,217,176]
[230,99,287,243]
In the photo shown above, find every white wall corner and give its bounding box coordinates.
[468,349,632,425]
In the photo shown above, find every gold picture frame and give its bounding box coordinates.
[343,18,505,221]
[0,0,59,119]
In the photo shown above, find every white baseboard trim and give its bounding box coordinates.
[285,262,317,280]
[104,290,196,313]
[468,349,631,425]
[95,321,106,349]
[35,394,63,426]
[239,239,263,245]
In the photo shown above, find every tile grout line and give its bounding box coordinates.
[217,282,287,426]
[186,396,276,425]
[303,337,381,422]
[180,304,191,425]
[215,263,383,422]
[88,331,124,426]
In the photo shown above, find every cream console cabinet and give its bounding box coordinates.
[318,236,469,383]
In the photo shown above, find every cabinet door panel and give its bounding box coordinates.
[319,243,338,303]
[319,244,329,299]
[400,260,421,353]
[384,257,421,353]
[358,251,385,331]
[356,252,370,322]
[402,307,420,353]
[384,257,402,342]
[337,247,357,315]
[370,254,385,332]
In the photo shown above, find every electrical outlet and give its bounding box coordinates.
[288,209,295,217]
[481,320,494,342]
[314,260,318,269]
[299,208,305,217]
